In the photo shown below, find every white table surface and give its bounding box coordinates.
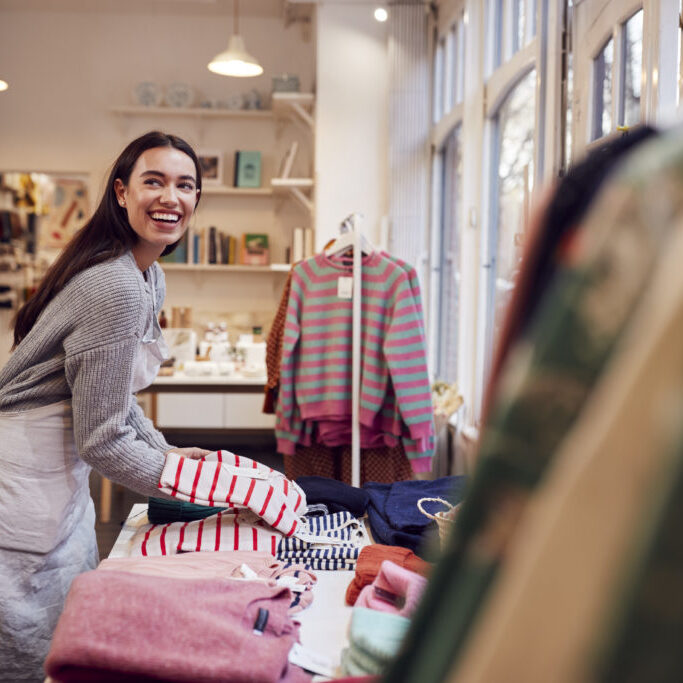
[109,504,353,680]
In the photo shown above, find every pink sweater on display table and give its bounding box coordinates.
[45,570,311,683]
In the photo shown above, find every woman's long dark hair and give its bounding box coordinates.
[12,131,202,347]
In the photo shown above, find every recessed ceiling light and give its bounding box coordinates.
[374,7,388,22]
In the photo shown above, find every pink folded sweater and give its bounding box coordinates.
[355,560,428,617]
[45,570,311,683]
[97,550,317,613]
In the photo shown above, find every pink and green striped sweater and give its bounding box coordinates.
[275,251,434,472]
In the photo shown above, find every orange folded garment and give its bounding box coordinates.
[345,544,432,606]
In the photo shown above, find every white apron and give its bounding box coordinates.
[0,277,168,681]
[0,401,97,682]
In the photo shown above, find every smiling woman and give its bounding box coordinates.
[114,146,200,271]
[0,131,211,680]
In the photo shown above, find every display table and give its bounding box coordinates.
[110,504,354,681]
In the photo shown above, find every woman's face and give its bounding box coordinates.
[114,146,199,265]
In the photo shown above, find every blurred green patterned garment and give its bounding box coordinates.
[383,127,683,683]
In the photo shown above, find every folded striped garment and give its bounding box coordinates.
[277,511,370,571]
[129,508,282,557]
[159,449,307,538]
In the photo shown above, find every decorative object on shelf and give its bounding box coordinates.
[207,0,263,78]
[225,92,245,110]
[133,81,163,107]
[164,82,195,108]
[197,150,224,186]
[277,141,299,179]
[241,233,269,265]
[244,89,262,110]
[272,73,300,93]
[234,150,262,188]
[162,328,197,364]
[171,306,193,329]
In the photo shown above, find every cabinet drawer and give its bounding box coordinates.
[223,393,276,429]
[156,394,225,428]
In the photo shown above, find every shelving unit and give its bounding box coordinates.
[271,177,314,214]
[271,93,315,130]
[109,105,273,120]
[201,186,273,197]
[160,263,290,273]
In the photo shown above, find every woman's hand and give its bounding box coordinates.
[165,446,212,460]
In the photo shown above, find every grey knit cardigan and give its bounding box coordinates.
[0,251,175,496]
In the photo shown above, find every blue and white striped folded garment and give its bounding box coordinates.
[276,511,371,571]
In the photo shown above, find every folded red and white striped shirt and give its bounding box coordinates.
[159,450,307,538]
[129,509,282,557]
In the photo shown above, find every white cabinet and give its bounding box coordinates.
[155,393,276,430]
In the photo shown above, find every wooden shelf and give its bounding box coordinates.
[271,93,315,129]
[271,177,314,189]
[109,105,273,120]
[271,177,314,214]
[160,263,290,273]
[201,185,273,197]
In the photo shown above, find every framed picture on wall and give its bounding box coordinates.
[197,150,223,186]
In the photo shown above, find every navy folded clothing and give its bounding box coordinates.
[296,476,370,517]
[363,477,467,555]
[147,496,219,525]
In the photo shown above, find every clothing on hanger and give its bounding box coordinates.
[276,251,434,471]
[284,443,413,486]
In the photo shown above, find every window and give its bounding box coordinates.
[592,37,614,140]
[621,9,643,127]
[433,36,445,122]
[485,69,536,370]
[434,128,463,382]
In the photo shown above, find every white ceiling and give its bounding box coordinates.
[0,0,288,17]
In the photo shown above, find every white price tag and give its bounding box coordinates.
[337,276,353,299]
[288,642,336,678]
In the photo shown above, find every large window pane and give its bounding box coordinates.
[592,37,614,140]
[621,9,643,127]
[488,69,536,368]
[436,128,463,382]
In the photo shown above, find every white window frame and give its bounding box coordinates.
[572,0,678,158]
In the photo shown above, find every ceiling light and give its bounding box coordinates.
[374,7,388,22]
[0,80,8,92]
[208,0,263,78]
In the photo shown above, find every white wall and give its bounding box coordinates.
[315,3,389,248]
[0,3,316,351]
[0,5,314,186]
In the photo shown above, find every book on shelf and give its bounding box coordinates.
[277,141,298,179]
[159,231,188,264]
[208,226,218,264]
[234,151,262,188]
[240,233,270,265]
[291,227,314,263]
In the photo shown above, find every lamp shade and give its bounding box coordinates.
[208,34,263,77]
[0,79,8,92]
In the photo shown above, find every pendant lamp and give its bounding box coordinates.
[208,0,263,78]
